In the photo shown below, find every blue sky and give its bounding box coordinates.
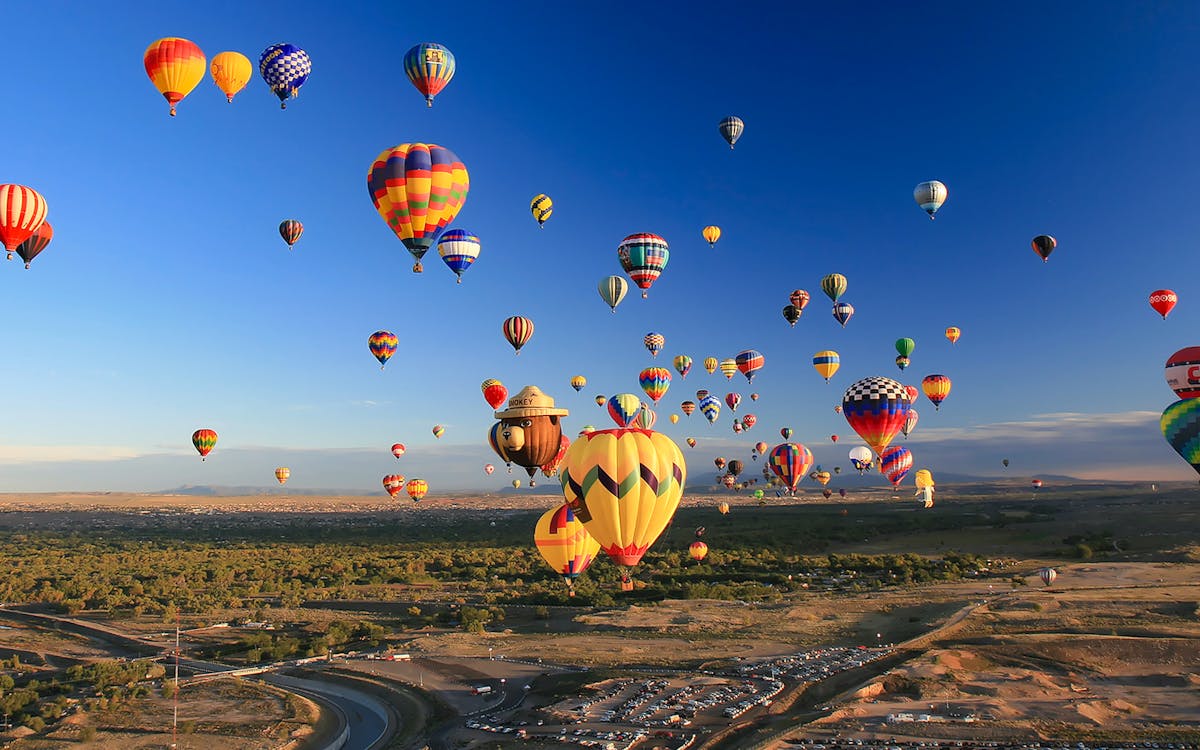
[3,1,1199,492]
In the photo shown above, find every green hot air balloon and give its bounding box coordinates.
[821,273,847,303]
[1162,399,1200,478]
[895,338,915,358]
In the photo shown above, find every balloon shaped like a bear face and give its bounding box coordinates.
[496,414,562,469]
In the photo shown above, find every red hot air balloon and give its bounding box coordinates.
[1031,235,1056,262]
[391,443,406,458]
[725,393,741,412]
[1165,347,1200,399]
[1149,289,1177,319]
[502,316,534,353]
[789,289,810,310]
[14,220,52,268]
[383,474,406,498]
[842,377,911,456]
[830,434,838,443]
[735,350,764,384]
[481,379,508,410]
[741,414,757,430]
[0,185,49,257]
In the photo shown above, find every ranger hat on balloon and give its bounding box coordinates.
[494,385,569,419]
[491,386,568,486]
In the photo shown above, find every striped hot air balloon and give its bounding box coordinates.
[703,357,718,374]
[832,302,855,328]
[719,359,738,380]
[922,374,952,410]
[530,194,553,228]
[821,274,847,303]
[274,467,290,485]
[673,355,693,378]
[598,275,628,313]
[14,220,52,268]
[813,351,840,382]
[606,393,643,428]
[618,233,669,298]
[768,442,814,494]
[570,375,587,392]
[279,219,303,248]
[879,446,913,487]
[367,143,469,272]
[1038,567,1057,586]
[903,408,919,437]
[639,367,672,404]
[0,185,48,256]
[534,503,601,592]
[502,316,534,353]
[735,350,764,384]
[191,429,218,460]
[368,331,398,369]
[403,42,456,107]
[718,116,744,148]
[405,478,428,502]
[437,229,480,283]
[259,43,311,108]
[144,38,206,116]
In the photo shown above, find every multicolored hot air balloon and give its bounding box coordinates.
[780,427,793,439]
[618,233,669,298]
[849,446,873,474]
[754,440,769,458]
[391,443,406,458]
[895,356,910,371]
[813,351,840,382]
[782,305,801,327]
[432,424,445,439]
[768,443,814,494]
[904,385,920,404]
[275,467,290,485]
[742,414,757,430]
[405,478,428,502]
[832,302,855,328]
[698,395,721,423]
[403,42,455,107]
[714,457,727,471]
[1161,398,1200,477]
[503,316,534,354]
[688,540,708,562]
[383,474,405,498]
[724,392,741,412]
[1032,235,1056,262]
[279,219,303,249]
[210,51,252,103]
[594,395,606,406]
[368,331,398,369]
[703,357,718,375]
[541,434,572,478]
[945,326,961,345]
[1165,347,1200,398]
[531,194,553,228]
[144,38,206,116]
[680,400,696,417]
[879,446,913,487]
[437,229,480,282]
[914,180,948,219]
[259,43,311,109]
[14,220,52,268]
[192,429,217,460]
[367,143,470,272]
[639,367,672,403]
[903,408,919,438]
[0,185,48,257]
[634,404,657,430]
[686,437,697,448]
[1031,478,1044,491]
[571,375,587,392]
[1038,567,1057,586]
[1149,289,1178,319]
[673,355,693,378]
[717,501,729,515]
[790,289,811,310]
[842,376,911,455]
[922,374,952,410]
[718,116,744,149]
[701,225,721,247]
[560,428,687,571]
[598,275,628,313]
[482,379,508,410]
[735,350,763,384]
[821,274,847,303]
[535,503,601,592]
[607,393,643,428]
[644,333,665,357]
[484,463,495,475]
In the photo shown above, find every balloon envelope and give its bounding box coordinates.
[842,377,911,455]
[367,143,469,272]
[534,503,601,585]
[404,42,455,106]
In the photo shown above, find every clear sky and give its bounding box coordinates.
[3,1,1199,493]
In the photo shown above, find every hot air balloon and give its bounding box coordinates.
[210,51,252,103]
[695,389,710,401]
[754,441,769,459]
[405,478,428,502]
[503,316,534,354]
[1002,458,1010,468]
[821,274,847,303]
[914,180,948,219]
[1038,567,1057,586]
[945,327,961,345]
[275,467,290,485]
[191,429,217,460]
[815,471,831,486]
[367,143,469,272]
[279,219,303,249]
[681,401,696,417]
[895,356,910,371]
[767,443,814,494]
[598,275,629,313]
[727,459,744,477]
[922,374,952,410]
[718,116,744,149]
[481,379,508,410]
[721,474,737,489]
[607,393,643,428]
[686,437,697,448]
[570,376,587,393]
[849,446,873,474]
[530,194,553,228]
[391,443,406,459]
[879,446,913,487]
[830,434,839,443]
[541,434,572,478]
[904,385,920,404]
[839,488,847,498]
[404,42,455,107]
[639,368,672,403]
[718,501,729,515]
[673,355,693,378]
[782,305,801,327]
[742,414,757,430]
[535,503,601,592]
[1149,289,1178,319]
[1161,398,1200,477]
[437,229,480,282]
[1031,235,1056,262]
[714,457,727,471]
[914,469,934,489]
[491,386,570,486]
[617,233,669,298]
[699,395,721,423]
[842,376,911,455]
[688,541,708,562]
[903,409,919,438]
[735,350,764,384]
[822,489,833,499]
[643,333,665,357]
[724,393,742,413]
[594,395,606,406]
[749,393,759,401]
[780,427,793,440]
[789,289,810,310]
[669,414,679,424]
[732,420,744,434]
[0,185,48,257]
[895,338,915,359]
[484,464,495,475]
[1031,478,1044,491]
[703,357,718,374]
[368,331,398,369]
[813,351,841,382]
[580,425,596,435]
[1166,347,1200,398]
[512,479,522,489]
[634,405,657,430]
[14,221,52,269]
[832,302,855,328]
[701,225,721,247]
[719,359,738,380]
[383,474,405,498]
[144,38,206,116]
[259,43,311,109]
[561,428,687,571]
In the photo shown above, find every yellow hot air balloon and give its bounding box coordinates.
[570,375,587,392]
[719,359,738,380]
[703,357,718,374]
[701,225,721,247]
[560,428,686,571]
[816,471,831,486]
[144,38,207,116]
[534,503,601,593]
[717,501,730,515]
[274,467,290,485]
[812,350,840,382]
[669,414,680,424]
[945,326,961,345]
[210,51,253,103]
[531,194,553,228]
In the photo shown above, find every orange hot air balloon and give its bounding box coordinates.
[144,38,207,116]
[383,474,406,498]
[405,478,429,502]
[191,429,217,460]
[945,326,961,344]
[274,467,290,485]
[210,51,253,102]
[688,541,708,561]
[0,185,49,257]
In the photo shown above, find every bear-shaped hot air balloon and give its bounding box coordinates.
[490,386,568,487]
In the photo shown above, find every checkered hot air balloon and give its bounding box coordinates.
[404,42,456,107]
[842,376,911,456]
[259,43,311,109]
[618,233,669,298]
[768,443,813,494]
[144,38,206,116]
[502,316,534,354]
[644,332,665,357]
[367,143,469,273]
